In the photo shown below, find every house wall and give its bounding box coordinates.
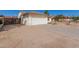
[22,17,28,25]
[21,14,29,25]
[18,12,22,18]
[64,19,73,22]
[59,19,64,22]
[48,18,52,23]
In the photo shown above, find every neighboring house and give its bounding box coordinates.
[0,17,4,24]
[0,17,4,29]
[4,16,19,25]
[64,16,73,22]
[18,12,48,25]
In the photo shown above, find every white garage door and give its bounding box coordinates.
[31,17,48,25]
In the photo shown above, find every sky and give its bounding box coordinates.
[0,10,79,16]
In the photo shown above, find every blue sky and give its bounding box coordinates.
[0,10,79,16]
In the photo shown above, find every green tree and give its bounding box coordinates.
[72,16,79,23]
[44,10,49,22]
[54,15,64,21]
[44,10,49,15]
[0,15,4,17]
[58,15,64,19]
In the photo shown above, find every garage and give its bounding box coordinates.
[19,12,48,25]
[30,16,48,25]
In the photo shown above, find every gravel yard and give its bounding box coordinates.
[0,23,79,48]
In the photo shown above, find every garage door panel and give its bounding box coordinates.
[31,17,47,25]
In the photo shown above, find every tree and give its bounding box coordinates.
[44,10,49,15]
[0,15,4,25]
[0,15,4,17]
[54,15,64,21]
[72,16,79,23]
[57,15,64,19]
[44,10,49,22]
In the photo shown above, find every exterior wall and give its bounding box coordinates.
[18,12,22,18]
[21,14,29,25]
[59,19,64,22]
[22,17,28,25]
[64,19,73,22]
[48,18,52,23]
[21,16,23,24]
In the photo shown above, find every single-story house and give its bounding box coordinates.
[50,16,73,22]
[4,16,19,25]
[64,16,73,22]
[18,12,48,25]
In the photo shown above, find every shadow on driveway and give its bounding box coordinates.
[1,24,23,31]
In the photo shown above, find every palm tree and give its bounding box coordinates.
[44,10,49,22]
[44,10,49,15]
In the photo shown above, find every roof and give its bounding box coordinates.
[48,15,54,18]
[0,17,4,18]
[64,16,71,19]
[4,16,18,19]
[19,12,48,16]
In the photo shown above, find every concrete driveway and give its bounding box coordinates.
[0,24,79,48]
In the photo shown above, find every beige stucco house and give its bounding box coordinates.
[18,12,48,25]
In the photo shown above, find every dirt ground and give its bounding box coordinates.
[0,23,79,48]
